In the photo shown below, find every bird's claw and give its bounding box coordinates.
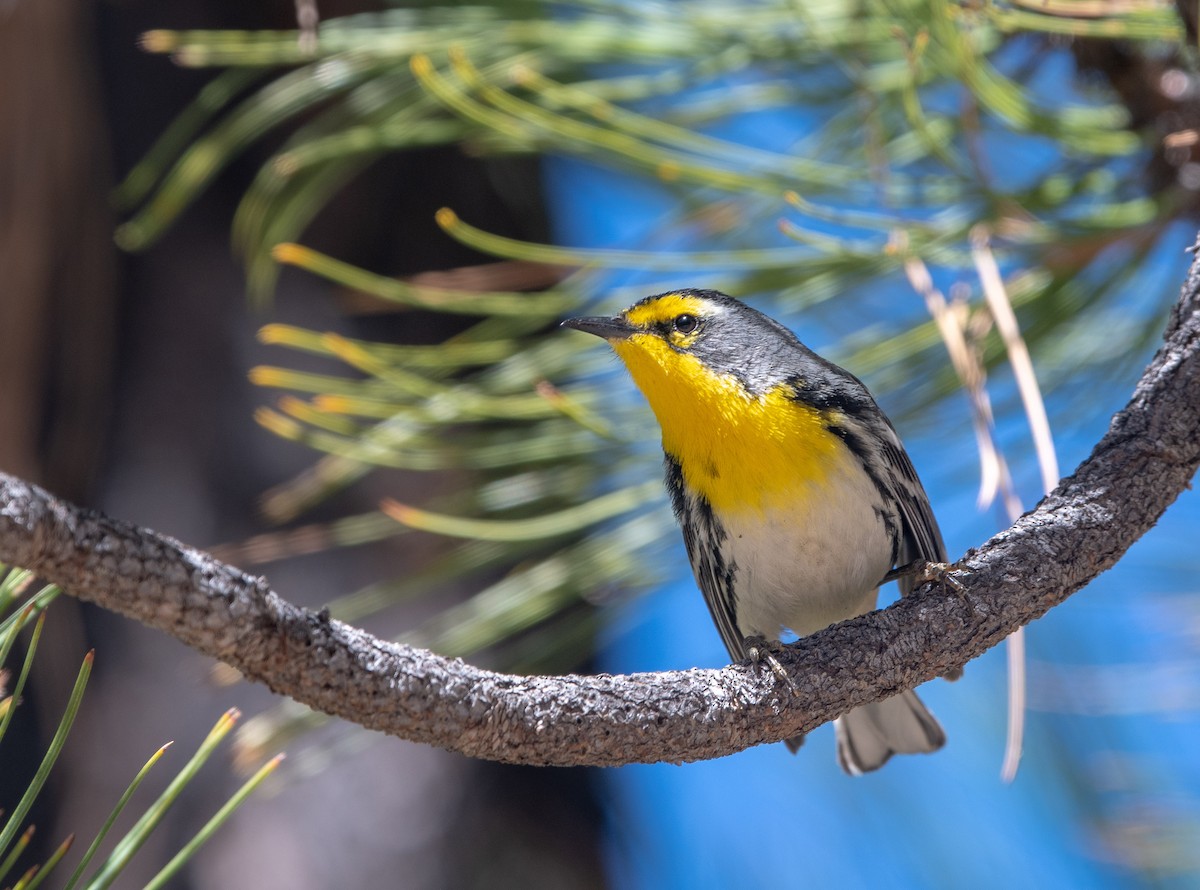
[882,559,968,593]
[915,561,968,593]
[745,635,799,695]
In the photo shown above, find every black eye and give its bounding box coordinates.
[673,314,698,334]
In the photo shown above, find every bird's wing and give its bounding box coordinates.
[664,454,748,661]
[876,427,948,596]
[786,371,946,597]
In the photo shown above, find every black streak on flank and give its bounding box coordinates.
[664,453,745,660]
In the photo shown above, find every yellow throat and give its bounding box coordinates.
[611,301,843,515]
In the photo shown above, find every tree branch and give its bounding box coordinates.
[3,237,1200,766]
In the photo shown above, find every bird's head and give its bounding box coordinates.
[561,289,842,509]
[562,289,805,400]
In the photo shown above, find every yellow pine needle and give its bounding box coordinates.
[47,832,74,860]
[60,741,173,890]
[138,719,276,890]
[270,242,311,267]
[248,366,299,388]
[249,365,376,397]
[22,834,73,890]
[312,393,362,414]
[411,52,538,145]
[271,241,571,315]
[320,333,440,398]
[255,408,303,441]
[988,4,1179,39]
[777,219,858,253]
[446,48,771,194]
[260,323,521,371]
[1009,0,1160,16]
[435,208,820,271]
[311,395,401,418]
[141,751,283,890]
[507,63,876,191]
[257,323,319,348]
[278,397,360,436]
[210,708,241,739]
[138,30,178,53]
[381,480,658,542]
[317,332,386,374]
[409,53,434,80]
[784,189,941,236]
[2,824,35,884]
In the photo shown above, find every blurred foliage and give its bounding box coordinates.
[118,1,1195,752]
[0,562,282,887]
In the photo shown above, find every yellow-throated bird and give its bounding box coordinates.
[563,289,949,774]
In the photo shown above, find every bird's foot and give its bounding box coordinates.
[744,635,799,696]
[882,559,968,594]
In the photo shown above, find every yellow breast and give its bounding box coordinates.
[612,333,844,515]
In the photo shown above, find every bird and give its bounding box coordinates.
[562,288,950,774]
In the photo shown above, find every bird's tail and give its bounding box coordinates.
[833,689,945,775]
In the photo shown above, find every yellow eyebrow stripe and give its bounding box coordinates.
[625,293,708,328]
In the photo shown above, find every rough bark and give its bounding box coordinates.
[3,237,1200,767]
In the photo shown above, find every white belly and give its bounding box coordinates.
[722,459,894,639]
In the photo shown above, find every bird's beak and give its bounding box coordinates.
[560,315,636,341]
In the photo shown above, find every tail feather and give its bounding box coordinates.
[834,689,945,775]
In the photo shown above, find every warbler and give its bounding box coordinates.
[563,289,950,774]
